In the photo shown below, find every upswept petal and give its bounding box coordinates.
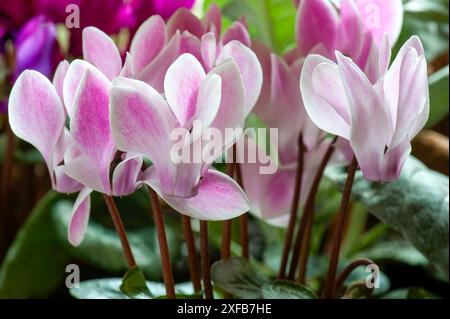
[222,21,251,47]
[296,0,339,56]
[355,0,403,47]
[164,53,206,127]
[201,32,217,72]
[9,70,65,173]
[300,54,351,139]
[52,60,69,103]
[203,3,222,38]
[167,8,205,38]
[82,27,122,80]
[136,31,181,93]
[70,68,114,194]
[217,40,263,115]
[130,15,166,74]
[336,52,390,181]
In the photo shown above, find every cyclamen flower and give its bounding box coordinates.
[241,44,330,226]
[301,36,429,181]
[110,53,253,220]
[9,47,143,246]
[292,0,403,69]
[120,5,261,112]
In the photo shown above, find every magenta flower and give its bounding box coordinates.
[110,53,252,220]
[293,0,403,68]
[301,36,429,181]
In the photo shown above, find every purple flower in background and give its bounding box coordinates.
[13,16,59,80]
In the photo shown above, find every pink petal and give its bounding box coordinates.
[195,74,222,128]
[82,27,121,80]
[380,139,411,181]
[201,32,217,72]
[68,187,92,246]
[300,54,351,139]
[120,52,133,77]
[62,154,105,193]
[203,3,222,38]
[130,15,166,74]
[63,59,96,117]
[112,155,143,196]
[136,31,181,93]
[296,0,339,56]
[268,54,305,165]
[70,68,114,194]
[383,36,428,147]
[52,60,69,103]
[222,22,251,47]
[336,52,391,181]
[9,70,65,172]
[164,53,206,127]
[356,0,403,47]
[179,31,203,63]
[146,169,249,221]
[167,8,205,38]
[252,40,273,117]
[217,40,263,115]
[54,165,83,194]
[364,34,391,83]
[110,77,176,193]
[209,59,246,147]
[337,0,365,62]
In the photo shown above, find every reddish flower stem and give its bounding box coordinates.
[102,194,137,269]
[288,137,337,280]
[334,258,375,295]
[147,187,176,299]
[220,160,236,260]
[235,162,249,260]
[200,220,214,299]
[182,215,202,293]
[278,133,304,279]
[323,156,358,299]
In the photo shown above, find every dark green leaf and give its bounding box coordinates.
[326,157,449,275]
[261,281,317,299]
[120,266,151,298]
[0,192,71,298]
[211,257,268,298]
[70,279,194,299]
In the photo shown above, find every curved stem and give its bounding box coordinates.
[323,156,358,299]
[102,195,137,269]
[182,215,201,293]
[278,133,304,279]
[147,187,176,299]
[335,258,375,295]
[288,137,337,280]
[200,220,214,299]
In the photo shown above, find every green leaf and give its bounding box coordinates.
[52,200,180,281]
[427,66,449,127]
[120,266,151,298]
[404,0,449,24]
[205,0,297,53]
[211,257,267,298]
[325,157,449,275]
[70,279,194,299]
[261,281,317,299]
[212,257,317,299]
[0,191,71,298]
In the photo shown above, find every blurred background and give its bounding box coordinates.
[0,0,448,298]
